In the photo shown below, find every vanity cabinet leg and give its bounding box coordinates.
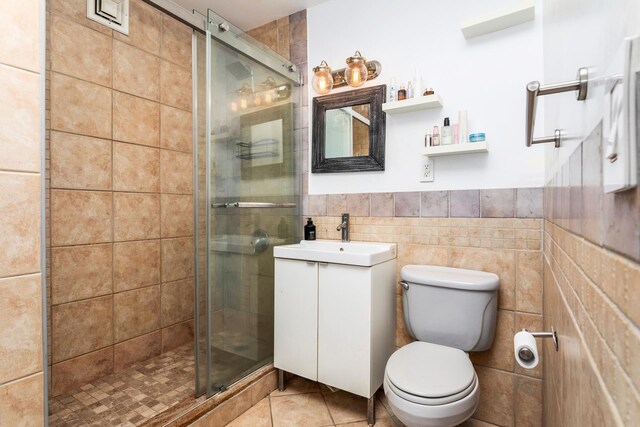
[278,369,285,392]
[367,395,375,426]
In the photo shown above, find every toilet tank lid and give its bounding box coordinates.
[401,265,499,291]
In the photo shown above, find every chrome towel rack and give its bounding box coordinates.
[525,67,589,147]
[211,201,297,208]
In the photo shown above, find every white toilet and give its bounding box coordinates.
[383,265,500,427]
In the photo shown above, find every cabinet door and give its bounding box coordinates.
[318,263,371,397]
[274,259,318,381]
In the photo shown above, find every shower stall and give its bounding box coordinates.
[193,10,302,397]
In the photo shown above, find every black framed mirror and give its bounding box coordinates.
[312,85,386,173]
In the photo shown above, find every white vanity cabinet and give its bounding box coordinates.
[274,255,396,399]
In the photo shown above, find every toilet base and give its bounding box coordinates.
[383,377,479,427]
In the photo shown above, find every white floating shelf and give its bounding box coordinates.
[382,94,443,114]
[423,141,489,157]
[460,1,535,39]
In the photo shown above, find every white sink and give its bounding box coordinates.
[273,240,397,267]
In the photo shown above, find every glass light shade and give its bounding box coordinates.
[344,51,368,87]
[312,60,333,94]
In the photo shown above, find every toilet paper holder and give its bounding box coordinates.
[518,328,558,362]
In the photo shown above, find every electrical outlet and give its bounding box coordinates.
[420,157,434,182]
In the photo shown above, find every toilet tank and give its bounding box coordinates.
[400,265,499,352]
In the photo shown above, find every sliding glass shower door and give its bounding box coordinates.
[195,13,300,396]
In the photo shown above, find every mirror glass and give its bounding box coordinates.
[324,104,370,158]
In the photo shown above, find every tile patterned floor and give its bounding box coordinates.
[226,376,404,427]
[49,345,197,426]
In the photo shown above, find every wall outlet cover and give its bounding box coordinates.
[420,157,434,182]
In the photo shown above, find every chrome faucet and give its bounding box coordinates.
[336,213,350,242]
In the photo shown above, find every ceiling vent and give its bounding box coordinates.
[87,0,129,35]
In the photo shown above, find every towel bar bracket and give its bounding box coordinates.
[525,67,589,147]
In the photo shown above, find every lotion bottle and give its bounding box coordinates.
[441,117,453,145]
[432,126,440,146]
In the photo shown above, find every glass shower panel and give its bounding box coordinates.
[195,16,300,396]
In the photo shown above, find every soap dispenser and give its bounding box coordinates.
[304,218,316,240]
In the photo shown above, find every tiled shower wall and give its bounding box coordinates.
[311,188,544,427]
[543,124,640,425]
[45,0,194,397]
[0,0,45,424]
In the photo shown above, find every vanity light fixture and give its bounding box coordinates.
[344,50,368,87]
[312,60,334,95]
[231,78,292,112]
[311,52,382,94]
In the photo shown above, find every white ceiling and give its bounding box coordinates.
[171,0,329,31]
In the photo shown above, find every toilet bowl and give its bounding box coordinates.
[383,342,479,427]
[384,265,499,427]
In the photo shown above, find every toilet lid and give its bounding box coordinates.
[385,342,475,400]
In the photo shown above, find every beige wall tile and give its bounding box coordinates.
[161,278,194,326]
[0,274,43,383]
[113,40,160,101]
[161,194,193,238]
[515,376,542,426]
[50,0,113,35]
[0,173,41,277]
[113,192,160,241]
[114,285,161,342]
[161,237,194,282]
[50,72,112,139]
[161,15,192,68]
[51,244,113,304]
[113,92,160,147]
[475,366,514,426]
[51,189,112,246]
[113,0,161,55]
[450,247,516,310]
[0,0,40,71]
[161,320,194,352]
[50,15,112,86]
[50,131,112,190]
[52,295,113,363]
[161,60,192,111]
[51,347,113,397]
[113,142,160,192]
[470,309,515,372]
[113,240,161,292]
[0,373,44,426]
[113,330,162,371]
[160,105,193,152]
[160,149,193,194]
[0,65,41,173]
[516,251,543,314]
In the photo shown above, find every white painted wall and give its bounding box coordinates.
[307,0,545,195]
[542,0,640,181]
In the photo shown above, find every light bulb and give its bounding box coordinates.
[344,51,368,87]
[312,60,333,94]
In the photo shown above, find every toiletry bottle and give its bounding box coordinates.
[389,78,397,102]
[407,81,414,98]
[441,117,453,145]
[458,110,468,144]
[304,218,316,240]
[432,126,440,146]
[453,124,459,145]
[425,133,432,147]
[413,67,423,97]
[398,84,407,101]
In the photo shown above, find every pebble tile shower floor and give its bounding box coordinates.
[48,345,198,426]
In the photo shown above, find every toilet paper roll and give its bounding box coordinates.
[514,330,539,369]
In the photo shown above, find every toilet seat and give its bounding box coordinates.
[385,341,476,405]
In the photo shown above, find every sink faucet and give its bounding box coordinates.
[336,213,350,242]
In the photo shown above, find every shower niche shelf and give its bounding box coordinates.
[382,94,443,114]
[423,141,489,157]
